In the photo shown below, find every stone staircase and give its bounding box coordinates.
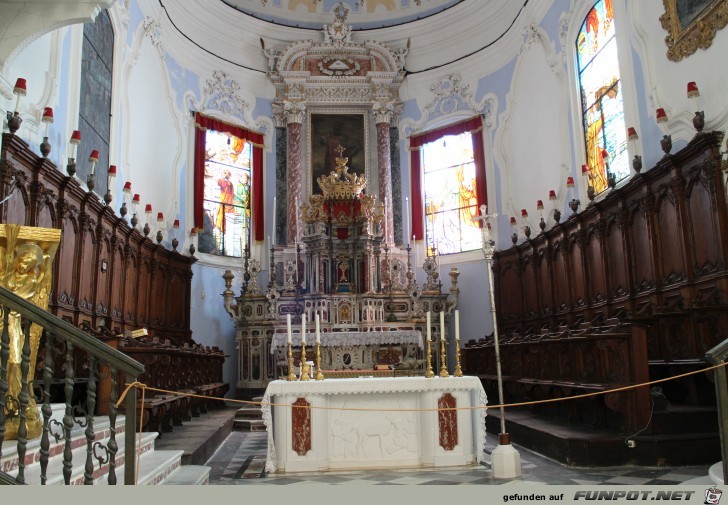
[233,396,266,432]
[0,404,210,485]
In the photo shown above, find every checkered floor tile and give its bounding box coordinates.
[205,432,712,486]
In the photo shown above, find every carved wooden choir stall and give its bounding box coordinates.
[0,132,225,433]
[463,130,727,466]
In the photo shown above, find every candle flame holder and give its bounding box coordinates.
[300,340,310,381]
[315,342,324,380]
[425,335,435,378]
[287,342,297,381]
[6,112,22,135]
[439,334,449,378]
[454,339,463,377]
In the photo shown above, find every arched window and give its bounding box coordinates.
[409,116,486,256]
[79,9,113,194]
[193,113,263,257]
[577,0,628,194]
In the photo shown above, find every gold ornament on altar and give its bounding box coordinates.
[316,145,367,200]
[0,224,61,440]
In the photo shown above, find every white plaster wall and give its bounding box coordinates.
[124,35,182,221]
[494,27,570,234]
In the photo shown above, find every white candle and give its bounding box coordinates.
[413,235,417,272]
[287,314,292,344]
[301,313,306,345]
[426,311,431,342]
[455,310,460,341]
[440,311,445,341]
[315,313,320,344]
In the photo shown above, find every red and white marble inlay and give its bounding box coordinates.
[291,397,312,456]
[438,393,458,451]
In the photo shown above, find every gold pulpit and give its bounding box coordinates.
[0,224,61,440]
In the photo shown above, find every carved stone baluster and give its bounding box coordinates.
[107,365,118,485]
[62,342,75,485]
[84,355,97,484]
[40,331,55,484]
[15,319,32,484]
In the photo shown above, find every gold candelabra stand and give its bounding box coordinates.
[287,342,297,381]
[300,340,311,381]
[453,339,463,377]
[439,336,449,378]
[425,336,435,378]
[315,342,325,380]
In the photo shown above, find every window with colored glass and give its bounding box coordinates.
[577,0,628,194]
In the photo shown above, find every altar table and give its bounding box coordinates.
[261,376,487,473]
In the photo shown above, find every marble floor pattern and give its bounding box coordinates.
[204,431,712,486]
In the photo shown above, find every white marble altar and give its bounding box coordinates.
[261,376,486,473]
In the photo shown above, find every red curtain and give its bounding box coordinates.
[408,115,486,240]
[193,112,265,242]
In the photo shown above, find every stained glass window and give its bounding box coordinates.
[199,129,252,257]
[422,132,481,256]
[577,0,628,194]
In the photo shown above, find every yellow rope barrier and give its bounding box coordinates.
[113,361,726,476]
[114,360,727,413]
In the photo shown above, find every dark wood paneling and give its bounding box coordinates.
[0,133,196,343]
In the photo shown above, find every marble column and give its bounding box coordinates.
[376,121,393,246]
[285,102,305,245]
[275,127,287,247]
[390,126,402,246]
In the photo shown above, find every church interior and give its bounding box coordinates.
[1,0,727,487]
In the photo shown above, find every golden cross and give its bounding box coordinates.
[335,145,346,157]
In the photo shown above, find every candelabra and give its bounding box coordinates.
[453,338,463,377]
[315,342,324,380]
[300,339,310,381]
[287,342,297,381]
[425,334,435,378]
[438,336,448,378]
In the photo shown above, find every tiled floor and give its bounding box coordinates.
[205,431,713,486]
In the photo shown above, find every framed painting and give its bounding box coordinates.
[309,113,368,194]
[660,0,728,61]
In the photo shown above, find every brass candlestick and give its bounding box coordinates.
[300,340,311,381]
[287,342,297,381]
[315,342,324,380]
[425,336,435,378]
[453,339,463,377]
[439,336,449,378]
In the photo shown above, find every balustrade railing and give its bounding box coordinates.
[0,285,144,485]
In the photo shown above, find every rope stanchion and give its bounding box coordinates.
[114,360,727,414]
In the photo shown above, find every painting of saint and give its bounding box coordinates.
[310,114,365,193]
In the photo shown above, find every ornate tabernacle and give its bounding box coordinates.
[223,148,458,394]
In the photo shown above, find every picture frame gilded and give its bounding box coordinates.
[660,0,728,61]
[309,112,368,195]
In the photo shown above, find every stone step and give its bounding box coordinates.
[7,431,157,485]
[1,413,127,475]
[235,408,263,420]
[160,465,211,485]
[116,449,185,486]
[233,419,266,432]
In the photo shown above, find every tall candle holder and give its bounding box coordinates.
[425,335,435,378]
[439,335,449,378]
[315,342,324,380]
[453,340,463,377]
[287,342,297,381]
[300,340,311,381]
